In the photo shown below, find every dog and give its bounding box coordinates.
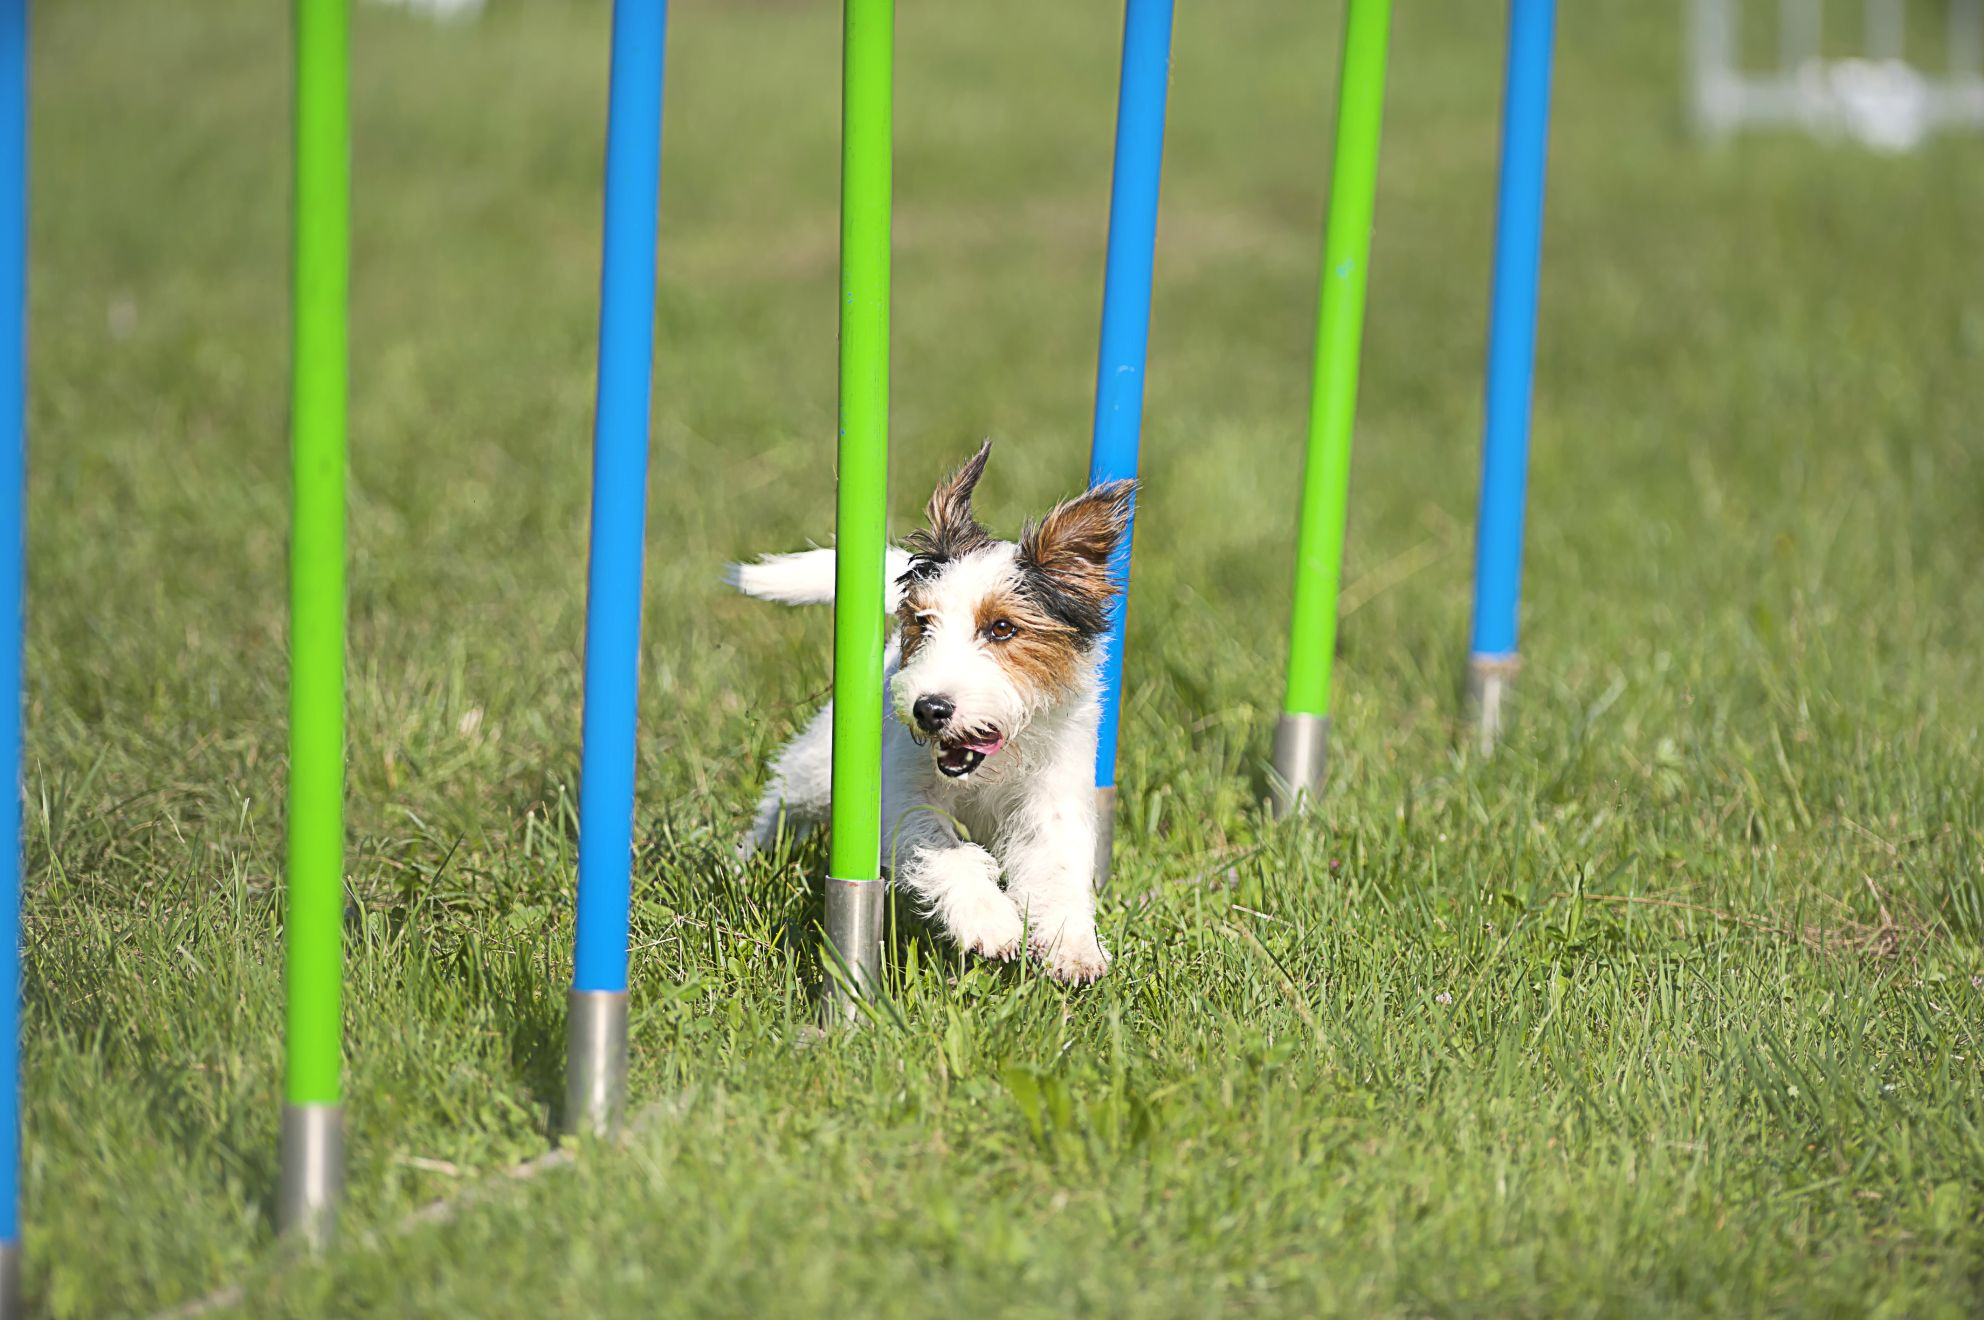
[731,441,1134,984]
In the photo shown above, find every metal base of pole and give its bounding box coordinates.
[278,1102,343,1247]
[563,989,629,1138]
[1269,713,1331,819]
[0,1239,19,1320]
[822,876,885,1024]
[1092,786,1117,891]
[1465,654,1519,755]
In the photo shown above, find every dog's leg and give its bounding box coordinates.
[746,639,906,860]
[743,701,835,858]
[1001,746,1110,984]
[745,792,817,858]
[882,741,1022,960]
[893,826,1025,962]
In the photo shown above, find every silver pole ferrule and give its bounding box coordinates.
[1092,785,1117,892]
[1269,713,1330,819]
[823,876,886,1023]
[1465,654,1520,755]
[563,988,630,1139]
[0,1238,19,1320]
[278,1102,343,1247]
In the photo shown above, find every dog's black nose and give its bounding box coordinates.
[912,694,955,734]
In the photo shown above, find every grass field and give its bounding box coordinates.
[19,0,1984,1314]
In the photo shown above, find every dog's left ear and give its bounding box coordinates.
[1018,478,1137,616]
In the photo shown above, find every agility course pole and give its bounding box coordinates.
[824,0,892,1019]
[1466,0,1556,754]
[1086,0,1174,891]
[0,0,23,1305]
[281,0,350,1246]
[1269,0,1391,819]
[566,0,667,1138]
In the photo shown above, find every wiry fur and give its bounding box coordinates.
[731,444,1135,984]
[903,438,995,568]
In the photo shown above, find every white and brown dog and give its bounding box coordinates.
[732,442,1134,984]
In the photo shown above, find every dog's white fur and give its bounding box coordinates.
[727,546,915,611]
[733,497,1121,984]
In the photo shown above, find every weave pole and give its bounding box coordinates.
[0,0,22,1306]
[566,0,667,1137]
[1269,0,1392,818]
[1086,0,1174,891]
[1465,0,1555,752]
[823,0,892,1019]
[281,0,350,1246]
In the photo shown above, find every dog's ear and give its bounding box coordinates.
[905,439,994,566]
[1017,478,1136,636]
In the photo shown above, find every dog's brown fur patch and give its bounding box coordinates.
[974,588,1086,696]
[896,585,933,661]
[1017,478,1137,638]
[903,440,994,569]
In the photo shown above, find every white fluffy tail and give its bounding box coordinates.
[727,546,915,609]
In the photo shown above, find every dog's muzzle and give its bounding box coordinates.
[935,730,1006,778]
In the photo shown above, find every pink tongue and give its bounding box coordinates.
[963,735,1006,757]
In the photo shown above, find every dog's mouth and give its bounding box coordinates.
[935,730,1006,778]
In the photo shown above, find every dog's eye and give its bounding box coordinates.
[984,618,1018,642]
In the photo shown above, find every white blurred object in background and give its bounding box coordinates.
[371,0,486,21]
[1689,0,1984,150]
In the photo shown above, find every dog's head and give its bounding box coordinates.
[891,441,1135,780]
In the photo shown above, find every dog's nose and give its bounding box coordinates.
[912,694,955,734]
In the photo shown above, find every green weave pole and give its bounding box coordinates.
[824,0,893,1004]
[286,0,348,1112]
[279,0,350,1245]
[1272,0,1392,815]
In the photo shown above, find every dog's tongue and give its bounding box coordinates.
[962,734,1006,757]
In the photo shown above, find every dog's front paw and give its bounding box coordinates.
[1032,925,1111,985]
[923,846,1024,962]
[956,889,1031,964]
[946,885,1025,962]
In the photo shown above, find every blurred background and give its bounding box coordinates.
[30,0,1983,771]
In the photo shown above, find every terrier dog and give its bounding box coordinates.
[731,442,1134,984]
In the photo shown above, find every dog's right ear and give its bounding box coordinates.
[904,439,993,569]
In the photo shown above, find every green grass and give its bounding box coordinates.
[20,0,1984,1314]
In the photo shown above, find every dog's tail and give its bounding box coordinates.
[726,546,915,610]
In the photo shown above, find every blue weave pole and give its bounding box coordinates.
[0,0,22,1305]
[566,0,667,1137]
[1086,0,1173,888]
[1466,0,1555,750]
